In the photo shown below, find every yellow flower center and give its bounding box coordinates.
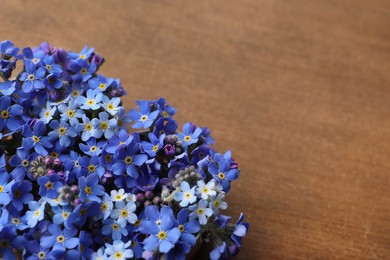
[22,159,29,167]
[202,187,209,193]
[46,64,52,70]
[99,83,106,90]
[79,54,86,59]
[218,172,225,180]
[90,146,98,152]
[45,182,53,190]
[100,122,108,130]
[32,135,40,143]
[0,186,3,193]
[71,91,79,97]
[112,223,119,230]
[140,115,148,122]
[87,99,95,106]
[44,111,51,118]
[197,208,204,215]
[184,192,192,199]
[107,104,114,110]
[38,251,46,259]
[157,231,167,240]
[12,218,20,225]
[105,154,112,162]
[88,164,96,173]
[57,235,65,243]
[28,74,35,81]
[125,156,133,165]
[14,190,21,198]
[152,145,159,152]
[214,200,220,207]
[162,111,169,117]
[80,68,87,74]
[85,123,93,131]
[134,219,141,226]
[62,211,69,219]
[67,110,75,117]
[51,151,58,158]
[34,210,41,217]
[120,209,128,217]
[58,127,66,135]
[79,209,87,215]
[184,136,191,142]
[179,225,185,232]
[102,203,108,211]
[85,186,92,195]
[114,252,123,259]
[1,110,9,119]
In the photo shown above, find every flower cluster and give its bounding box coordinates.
[0,40,248,259]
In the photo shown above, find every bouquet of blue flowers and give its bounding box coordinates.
[0,40,249,260]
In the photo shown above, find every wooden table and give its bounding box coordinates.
[2,0,390,258]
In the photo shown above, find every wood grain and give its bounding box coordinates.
[1,0,390,258]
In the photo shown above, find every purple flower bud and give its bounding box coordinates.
[73,198,81,206]
[100,172,113,185]
[47,169,55,176]
[53,158,62,166]
[163,144,175,156]
[228,244,239,256]
[145,191,153,199]
[136,193,145,201]
[144,200,151,207]
[230,158,238,170]
[91,53,105,66]
[44,156,52,165]
[71,185,79,194]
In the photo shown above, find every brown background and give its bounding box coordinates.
[2,0,390,259]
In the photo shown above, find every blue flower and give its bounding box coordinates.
[58,99,83,121]
[210,242,227,260]
[156,97,176,118]
[52,205,73,228]
[0,95,23,132]
[91,111,116,139]
[0,80,16,96]
[48,119,78,148]
[40,224,79,252]
[79,137,106,156]
[141,133,164,157]
[22,47,45,66]
[88,74,113,92]
[112,142,148,179]
[0,167,14,206]
[129,100,159,129]
[176,209,200,247]
[178,122,202,148]
[102,218,128,240]
[139,205,181,253]
[105,129,133,156]
[69,45,95,60]
[66,201,100,227]
[102,95,121,115]
[41,54,62,74]
[10,180,33,211]
[76,89,102,110]
[79,114,94,142]
[71,59,96,82]
[0,225,26,259]
[78,155,105,178]
[37,174,63,199]
[43,72,62,90]
[104,240,133,260]
[110,200,137,226]
[25,200,46,228]
[20,60,46,92]
[78,173,104,202]
[231,213,249,248]
[188,199,213,225]
[22,121,53,156]
[26,240,56,260]
[208,157,239,192]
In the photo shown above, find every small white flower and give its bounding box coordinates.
[189,199,213,225]
[196,179,217,200]
[104,240,133,260]
[111,189,126,202]
[174,181,197,207]
[111,200,137,226]
[101,193,114,220]
[209,192,228,215]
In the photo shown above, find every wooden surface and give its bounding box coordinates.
[2,0,390,259]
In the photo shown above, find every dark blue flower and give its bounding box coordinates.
[79,137,106,156]
[37,174,63,199]
[210,242,227,260]
[48,119,78,148]
[208,157,239,192]
[128,100,159,129]
[0,225,26,259]
[139,205,181,253]
[105,129,133,156]
[112,141,148,179]
[231,213,249,248]
[40,224,79,252]
[71,59,96,82]
[178,122,202,148]
[88,74,113,92]
[20,60,46,92]
[78,155,105,178]
[78,173,104,202]
[141,133,164,157]
[22,121,53,156]
[176,209,200,247]
[0,95,23,132]
[10,180,33,211]
[0,166,14,206]
[66,201,100,227]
